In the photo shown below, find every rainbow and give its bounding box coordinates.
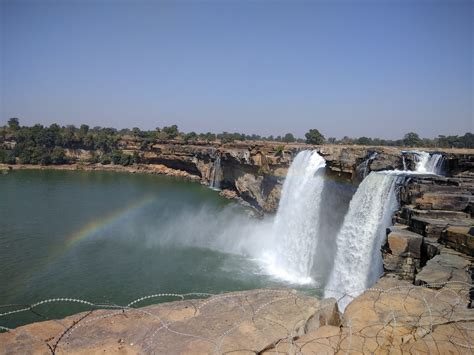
[63,194,156,250]
[12,194,157,296]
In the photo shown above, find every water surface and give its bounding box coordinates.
[0,170,282,327]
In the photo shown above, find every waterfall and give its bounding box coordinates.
[209,156,222,190]
[324,172,400,310]
[415,152,444,174]
[402,155,408,171]
[356,152,378,181]
[262,150,326,284]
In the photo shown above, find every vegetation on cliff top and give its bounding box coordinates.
[1,118,473,165]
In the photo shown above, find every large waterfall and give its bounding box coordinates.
[415,152,444,174]
[262,150,326,284]
[324,172,400,310]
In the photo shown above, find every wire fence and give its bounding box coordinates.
[1,281,473,354]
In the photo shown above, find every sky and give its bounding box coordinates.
[0,0,472,139]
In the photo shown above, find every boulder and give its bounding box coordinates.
[440,226,474,256]
[382,228,423,281]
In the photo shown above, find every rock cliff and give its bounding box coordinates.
[40,142,474,212]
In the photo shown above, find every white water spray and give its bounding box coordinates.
[324,172,400,310]
[414,152,444,174]
[402,155,408,171]
[262,150,326,284]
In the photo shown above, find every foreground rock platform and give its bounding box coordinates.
[0,289,340,354]
[1,278,473,354]
[264,277,473,354]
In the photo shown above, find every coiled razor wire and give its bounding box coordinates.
[0,282,472,354]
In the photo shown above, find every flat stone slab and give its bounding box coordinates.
[264,276,474,354]
[415,252,471,287]
[0,289,339,354]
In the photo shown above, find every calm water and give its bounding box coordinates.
[0,170,286,328]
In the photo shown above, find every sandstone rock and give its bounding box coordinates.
[265,276,474,354]
[440,226,474,256]
[0,289,340,354]
[414,193,472,211]
[408,215,472,240]
[415,252,471,287]
[382,228,423,281]
[422,236,442,260]
[219,189,237,199]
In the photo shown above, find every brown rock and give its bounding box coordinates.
[440,226,474,256]
[415,252,471,288]
[0,289,340,354]
[382,228,423,280]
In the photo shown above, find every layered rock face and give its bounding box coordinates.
[3,138,471,213]
[66,142,472,213]
[382,168,473,316]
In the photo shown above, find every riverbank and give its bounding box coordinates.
[2,143,473,213]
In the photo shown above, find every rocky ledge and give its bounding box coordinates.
[1,276,472,354]
[382,171,473,311]
[2,142,472,213]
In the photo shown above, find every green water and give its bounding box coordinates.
[0,170,285,328]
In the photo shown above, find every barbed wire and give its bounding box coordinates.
[0,281,473,354]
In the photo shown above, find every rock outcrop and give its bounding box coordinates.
[3,277,472,354]
[3,141,472,213]
[382,225,423,281]
[381,167,473,316]
[0,290,340,354]
[266,276,473,354]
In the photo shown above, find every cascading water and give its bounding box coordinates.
[356,152,378,181]
[209,155,223,190]
[415,152,444,174]
[262,150,326,284]
[324,172,400,310]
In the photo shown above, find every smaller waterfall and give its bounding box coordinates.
[324,172,400,310]
[402,155,408,171]
[209,156,223,190]
[356,152,378,181]
[262,150,326,284]
[415,152,444,175]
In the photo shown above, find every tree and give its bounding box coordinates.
[461,132,474,148]
[305,129,325,145]
[162,125,179,139]
[403,132,422,147]
[283,133,296,142]
[8,118,20,131]
[218,132,235,143]
[51,147,68,164]
[132,127,141,137]
[183,131,197,143]
[0,149,16,164]
[79,124,89,137]
[355,136,372,145]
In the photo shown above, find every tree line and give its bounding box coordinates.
[0,118,472,165]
